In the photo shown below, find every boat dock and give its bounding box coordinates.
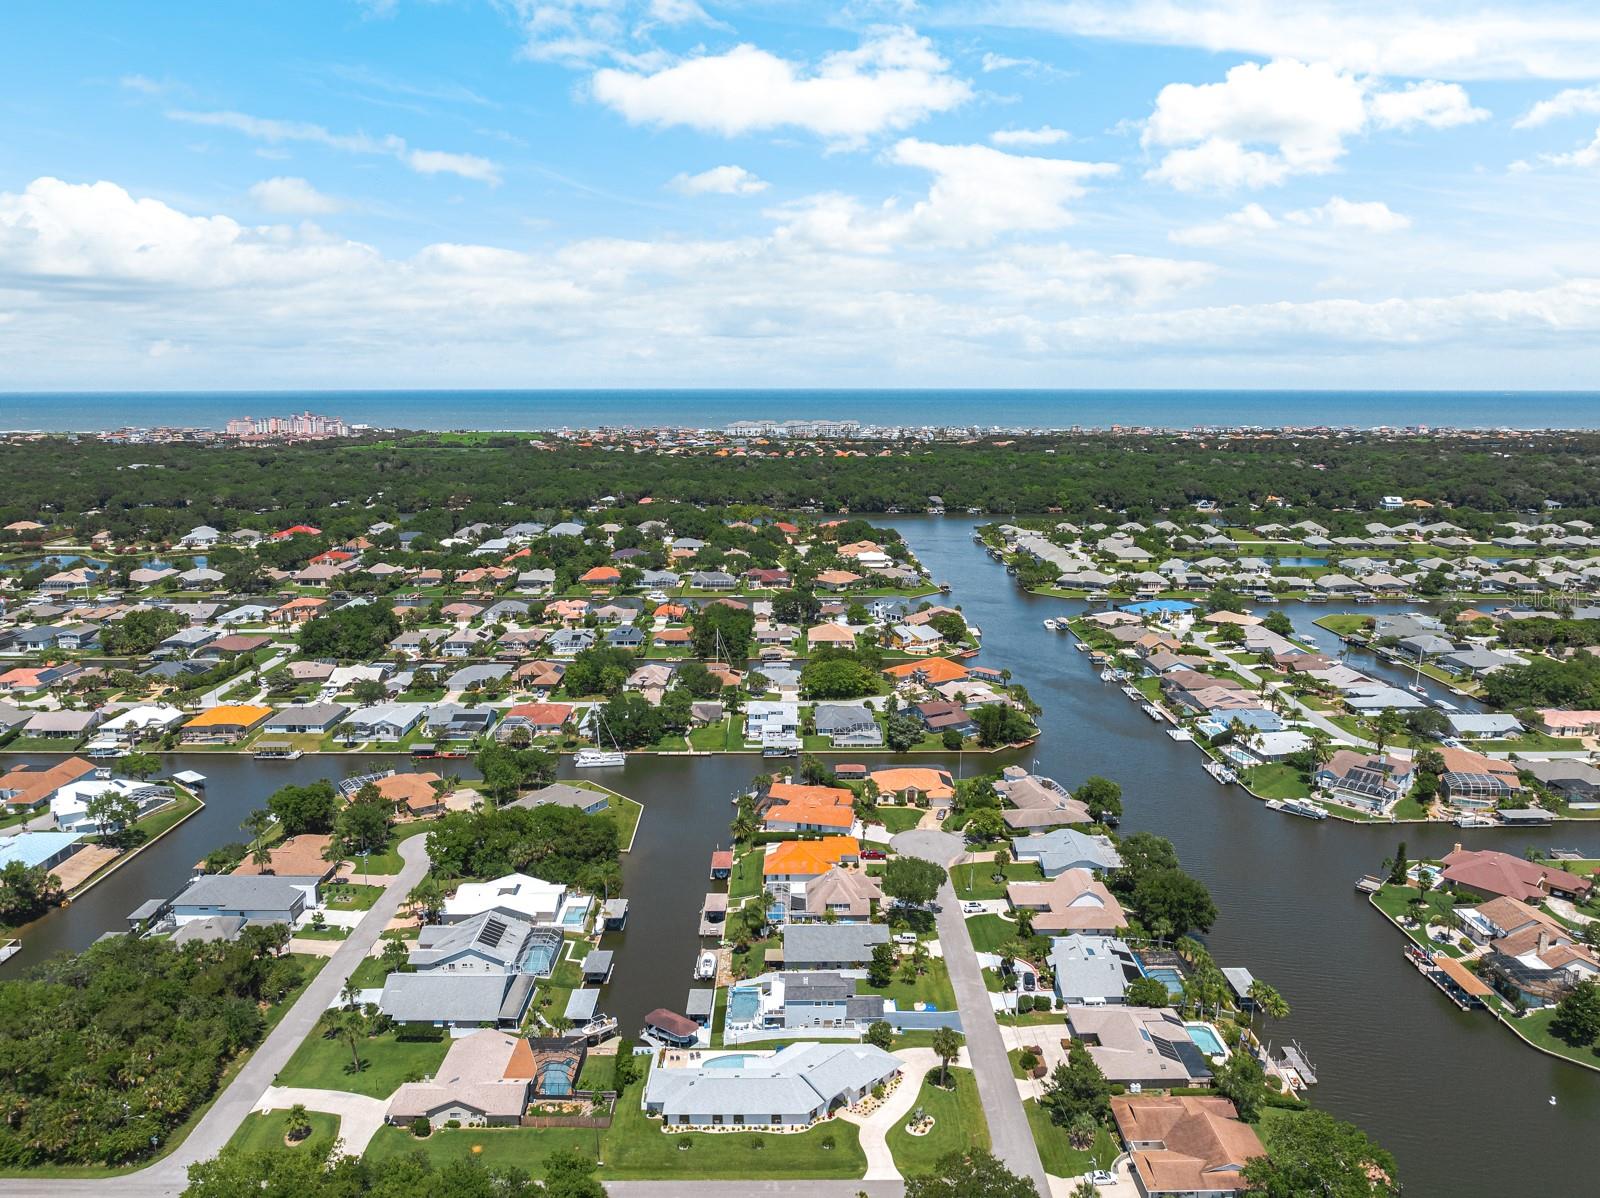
[1355,874,1385,894]
[699,892,729,938]
[1404,944,1491,1011]
[1275,1041,1319,1086]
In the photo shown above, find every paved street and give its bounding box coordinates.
[0,835,430,1198]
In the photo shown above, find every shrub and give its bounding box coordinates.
[677,1135,693,1150]
[1019,1051,1039,1071]
[821,1134,836,1150]
[410,1117,431,1138]
[750,1136,766,1151]
[444,1119,461,1129]
[1016,994,1033,1013]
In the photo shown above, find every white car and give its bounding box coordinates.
[1090,1171,1116,1186]
[961,901,985,914]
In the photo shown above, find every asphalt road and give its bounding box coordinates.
[0,835,431,1198]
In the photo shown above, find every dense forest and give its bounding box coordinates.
[3,432,1599,537]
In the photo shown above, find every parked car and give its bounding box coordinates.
[1021,971,1036,992]
[1090,1171,1116,1186]
[860,848,887,861]
[961,901,985,914]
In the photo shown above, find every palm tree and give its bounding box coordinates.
[407,877,444,924]
[336,1009,367,1076]
[730,796,759,844]
[242,808,273,861]
[930,1026,962,1088]
[1014,907,1035,938]
[285,1103,312,1143]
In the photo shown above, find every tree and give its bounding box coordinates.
[380,937,410,975]
[1369,707,1406,763]
[297,601,400,661]
[334,1008,368,1075]
[1550,978,1600,1048]
[886,712,926,753]
[121,751,161,780]
[1072,776,1122,823]
[474,743,556,803]
[903,1149,1040,1198]
[928,611,968,642]
[100,607,185,655]
[691,602,755,662]
[941,728,964,750]
[407,876,445,923]
[1124,976,1173,1007]
[284,1103,312,1142]
[333,794,391,860]
[351,678,386,706]
[974,703,1033,747]
[1130,867,1218,939]
[800,655,879,699]
[866,1019,895,1050]
[730,794,759,843]
[85,788,140,840]
[0,860,64,924]
[1262,610,1294,637]
[1386,841,1409,886]
[1241,1108,1400,1197]
[883,856,946,907]
[868,942,896,987]
[1248,980,1290,1028]
[266,781,340,836]
[1041,1042,1110,1127]
[542,1148,607,1198]
[931,1025,963,1088]
[1212,1047,1269,1122]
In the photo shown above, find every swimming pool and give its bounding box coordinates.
[561,900,591,927]
[727,988,760,1025]
[704,1053,756,1069]
[1186,1023,1227,1056]
[1140,965,1185,998]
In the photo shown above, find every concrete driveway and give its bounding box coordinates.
[253,1086,388,1157]
[835,1046,974,1181]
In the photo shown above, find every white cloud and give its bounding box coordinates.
[1285,196,1410,231]
[248,176,342,215]
[590,27,972,144]
[990,125,1070,146]
[1168,202,1279,245]
[168,109,501,183]
[1370,81,1488,129]
[1537,127,1600,168]
[119,74,173,95]
[966,0,1600,80]
[1142,59,1367,190]
[646,0,712,24]
[669,165,770,195]
[1516,85,1600,128]
[1171,196,1408,244]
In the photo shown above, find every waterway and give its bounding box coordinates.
[3,515,1596,1195]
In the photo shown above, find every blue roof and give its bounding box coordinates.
[0,831,82,869]
[1120,599,1197,614]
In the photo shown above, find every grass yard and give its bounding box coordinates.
[348,956,396,990]
[227,1111,341,1158]
[964,913,1017,955]
[954,860,1044,901]
[727,848,765,901]
[599,1079,867,1179]
[277,1027,451,1099]
[688,718,740,752]
[1313,614,1369,638]
[360,822,434,874]
[365,1125,601,1172]
[1498,1003,1600,1069]
[874,807,926,834]
[1022,1099,1103,1178]
[886,1068,989,1177]
[860,955,957,1012]
[1243,764,1312,801]
[322,882,385,911]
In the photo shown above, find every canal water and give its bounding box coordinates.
[3,515,1594,1195]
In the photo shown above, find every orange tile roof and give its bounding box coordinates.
[883,657,969,684]
[767,782,854,806]
[184,704,273,728]
[764,802,854,829]
[763,836,859,877]
[869,767,954,798]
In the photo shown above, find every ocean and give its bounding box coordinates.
[2,389,1598,432]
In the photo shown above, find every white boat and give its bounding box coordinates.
[1281,798,1329,820]
[694,950,717,981]
[574,749,626,768]
[1202,761,1237,785]
[1120,685,1142,700]
[1099,669,1117,682]
[84,742,126,759]
[1074,641,1089,652]
[1166,728,1193,741]
[1455,814,1495,828]
[1043,618,1059,631]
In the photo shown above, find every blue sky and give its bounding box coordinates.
[4,0,1600,389]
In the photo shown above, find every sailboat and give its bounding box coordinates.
[575,706,626,767]
[1407,650,1429,696]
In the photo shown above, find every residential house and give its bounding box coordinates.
[427,703,499,739]
[443,872,568,924]
[641,1041,901,1129]
[786,866,883,922]
[1112,1095,1265,1198]
[1012,828,1124,878]
[498,703,574,741]
[1050,935,1139,1005]
[180,704,272,744]
[812,703,883,747]
[723,971,886,1039]
[1314,750,1414,814]
[1008,869,1127,935]
[263,702,349,735]
[762,837,861,886]
[1068,1006,1214,1089]
[510,782,609,816]
[341,702,430,742]
[1440,847,1594,902]
[869,767,955,808]
[170,875,312,926]
[387,1030,581,1128]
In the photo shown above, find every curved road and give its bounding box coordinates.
[0,836,431,1198]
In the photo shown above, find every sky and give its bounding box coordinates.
[4,0,1600,391]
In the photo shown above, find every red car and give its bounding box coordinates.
[860,848,887,861]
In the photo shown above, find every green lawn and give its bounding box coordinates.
[954,860,1043,901]
[875,807,926,834]
[1022,1099,1111,1178]
[860,955,957,1012]
[1499,1003,1600,1069]
[1313,614,1369,637]
[360,822,434,874]
[886,1068,989,1177]
[689,718,740,752]
[964,913,1017,954]
[348,956,396,990]
[1243,764,1311,801]
[323,883,385,911]
[277,1026,451,1099]
[1369,884,1470,956]
[727,848,765,901]
[227,1111,341,1158]
[365,1124,601,1171]
[599,1078,868,1179]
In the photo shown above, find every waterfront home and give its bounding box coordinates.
[263,702,349,735]
[725,971,886,1038]
[869,766,955,808]
[1012,828,1124,878]
[1111,1094,1264,1198]
[1050,935,1139,1005]
[763,836,861,886]
[1479,921,1599,1008]
[23,710,101,741]
[341,702,429,742]
[761,783,856,834]
[0,831,85,873]
[198,633,271,660]
[0,757,99,811]
[641,1041,901,1129]
[812,703,882,747]
[786,866,883,922]
[386,1030,581,1128]
[0,663,81,693]
[270,596,326,625]
[780,922,890,970]
[367,771,446,818]
[1445,713,1524,740]
[1068,1007,1214,1088]
[179,704,272,744]
[410,911,564,976]
[913,700,976,736]
[1007,869,1127,935]
[170,875,312,926]
[231,834,339,883]
[1536,709,1600,737]
[379,971,536,1028]
[426,703,499,739]
[50,777,169,833]
[510,782,609,816]
[444,872,568,924]
[1313,750,1414,814]
[882,656,969,689]
[996,770,1090,831]
[1524,761,1600,802]
[1440,847,1594,903]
